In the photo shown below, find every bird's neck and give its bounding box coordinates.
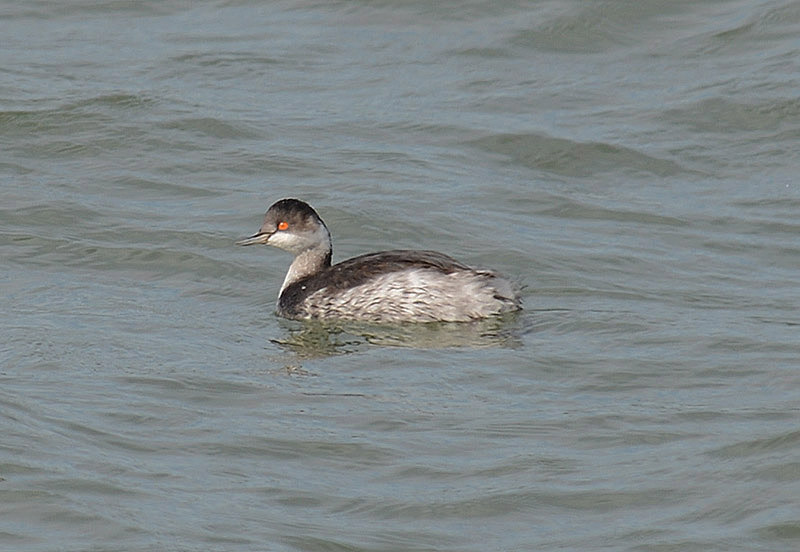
[280,244,332,295]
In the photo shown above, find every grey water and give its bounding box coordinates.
[2,1,800,550]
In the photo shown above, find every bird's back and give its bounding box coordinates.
[278,250,521,323]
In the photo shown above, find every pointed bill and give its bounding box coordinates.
[236,232,271,246]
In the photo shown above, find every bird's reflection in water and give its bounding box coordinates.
[271,312,523,359]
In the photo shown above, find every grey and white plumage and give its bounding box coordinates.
[237,198,522,323]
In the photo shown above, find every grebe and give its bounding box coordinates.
[237,199,522,323]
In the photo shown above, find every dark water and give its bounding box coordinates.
[2,1,800,551]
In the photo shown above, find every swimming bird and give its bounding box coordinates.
[237,199,521,323]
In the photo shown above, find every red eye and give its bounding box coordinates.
[277,221,289,231]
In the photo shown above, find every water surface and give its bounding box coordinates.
[2,1,800,551]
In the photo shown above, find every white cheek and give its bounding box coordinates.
[267,231,296,249]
